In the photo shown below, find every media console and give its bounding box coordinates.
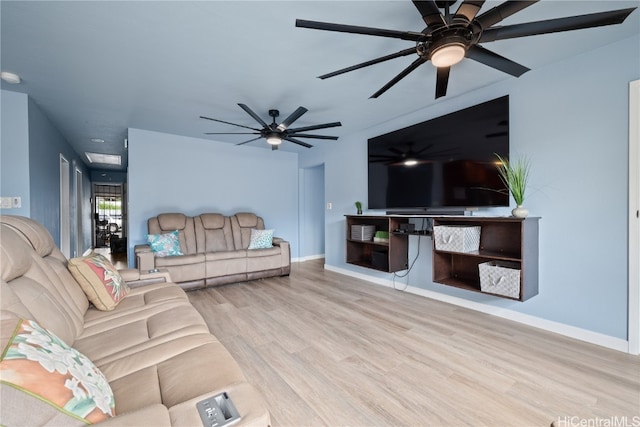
[345,215,539,301]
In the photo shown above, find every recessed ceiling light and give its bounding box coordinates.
[1,71,21,84]
[85,152,121,165]
[90,138,105,143]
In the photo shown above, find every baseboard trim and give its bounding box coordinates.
[293,254,325,263]
[324,264,629,353]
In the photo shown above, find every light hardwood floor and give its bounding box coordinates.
[187,259,639,427]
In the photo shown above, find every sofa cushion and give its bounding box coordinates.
[147,230,184,257]
[248,229,274,249]
[196,214,235,253]
[0,316,115,424]
[68,254,130,311]
[199,213,225,229]
[157,213,187,231]
[231,213,266,250]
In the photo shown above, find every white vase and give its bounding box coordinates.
[512,205,529,218]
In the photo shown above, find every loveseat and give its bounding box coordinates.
[134,212,290,290]
[0,215,270,426]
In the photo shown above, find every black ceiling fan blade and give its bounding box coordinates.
[319,47,418,80]
[295,19,426,42]
[466,45,530,77]
[370,57,425,99]
[278,107,308,130]
[435,66,450,99]
[475,1,538,30]
[455,1,486,23]
[284,136,313,148]
[237,104,270,128]
[286,134,339,140]
[415,143,434,154]
[236,136,263,146]
[411,1,446,29]
[200,116,259,131]
[480,8,637,42]
[288,122,342,133]
[204,132,259,135]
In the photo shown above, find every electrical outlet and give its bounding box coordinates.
[0,197,11,209]
[12,197,21,208]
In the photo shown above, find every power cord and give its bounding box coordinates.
[392,218,428,291]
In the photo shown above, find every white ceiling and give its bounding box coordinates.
[1,0,638,171]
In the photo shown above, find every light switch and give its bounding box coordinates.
[12,197,21,208]
[327,202,332,210]
[0,197,11,209]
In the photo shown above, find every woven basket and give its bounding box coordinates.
[479,261,521,299]
[433,225,481,253]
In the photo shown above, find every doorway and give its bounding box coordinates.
[93,184,125,256]
[299,164,325,261]
[59,154,71,258]
[74,167,83,257]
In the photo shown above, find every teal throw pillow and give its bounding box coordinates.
[248,229,274,249]
[146,230,183,257]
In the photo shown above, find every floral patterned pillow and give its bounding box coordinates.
[146,230,183,257]
[68,253,129,311]
[0,318,115,423]
[248,229,274,249]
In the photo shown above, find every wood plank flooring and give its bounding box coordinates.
[187,259,640,427]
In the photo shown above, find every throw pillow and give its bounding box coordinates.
[146,230,183,257]
[68,253,129,311]
[0,318,116,424]
[248,229,274,249]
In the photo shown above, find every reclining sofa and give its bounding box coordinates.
[0,215,270,426]
[135,212,290,290]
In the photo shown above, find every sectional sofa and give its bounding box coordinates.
[0,215,270,426]
[135,212,290,290]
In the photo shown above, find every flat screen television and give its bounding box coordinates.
[368,96,510,213]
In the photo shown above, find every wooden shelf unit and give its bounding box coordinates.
[432,216,539,301]
[345,215,409,272]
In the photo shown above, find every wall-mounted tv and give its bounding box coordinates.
[368,96,510,213]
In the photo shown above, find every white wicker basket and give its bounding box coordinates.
[351,225,376,241]
[479,261,521,299]
[433,225,481,253]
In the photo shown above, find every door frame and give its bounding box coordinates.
[629,79,639,355]
[59,154,71,258]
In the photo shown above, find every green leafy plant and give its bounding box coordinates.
[495,154,530,206]
[355,201,362,214]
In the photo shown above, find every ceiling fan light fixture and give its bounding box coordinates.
[0,71,21,84]
[266,135,282,145]
[430,43,466,68]
[404,159,418,166]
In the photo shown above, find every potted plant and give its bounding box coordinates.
[495,154,531,218]
[355,201,363,215]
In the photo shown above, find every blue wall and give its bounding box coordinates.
[127,128,300,265]
[1,90,30,217]
[0,90,92,255]
[302,35,640,341]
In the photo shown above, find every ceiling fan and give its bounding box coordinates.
[201,104,342,150]
[296,0,637,99]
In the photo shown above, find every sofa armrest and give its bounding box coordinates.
[96,404,170,426]
[119,268,141,282]
[272,237,291,270]
[134,244,156,272]
[120,267,173,288]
